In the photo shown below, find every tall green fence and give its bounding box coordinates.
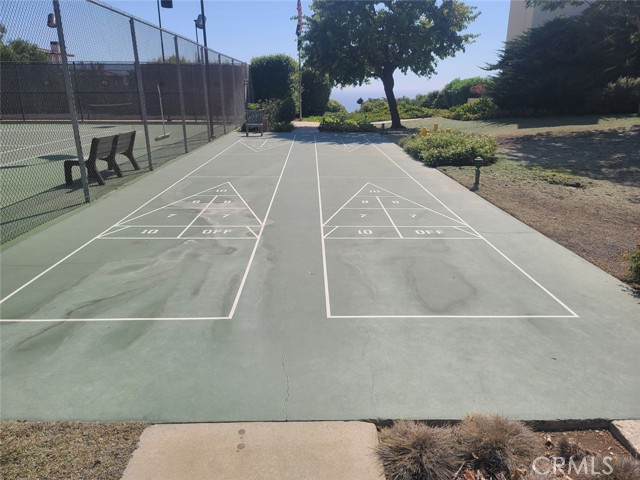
[0,0,248,244]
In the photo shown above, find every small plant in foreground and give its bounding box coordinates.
[376,420,461,480]
[621,244,640,284]
[579,455,640,480]
[454,414,542,478]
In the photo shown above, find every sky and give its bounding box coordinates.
[6,0,511,111]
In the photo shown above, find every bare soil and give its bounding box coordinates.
[440,125,640,286]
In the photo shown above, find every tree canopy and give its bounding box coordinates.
[301,0,478,128]
[0,24,49,63]
[487,2,640,113]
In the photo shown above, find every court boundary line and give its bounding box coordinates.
[0,138,249,320]
[315,134,579,319]
[364,137,579,319]
[226,136,297,318]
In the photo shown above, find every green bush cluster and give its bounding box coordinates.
[318,116,377,132]
[433,76,490,109]
[399,130,498,167]
[260,97,296,124]
[600,77,640,115]
[443,97,499,121]
[622,245,640,284]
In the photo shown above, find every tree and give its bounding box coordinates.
[249,54,297,102]
[301,68,332,116]
[526,0,640,38]
[1,39,49,63]
[487,4,640,113]
[302,0,478,128]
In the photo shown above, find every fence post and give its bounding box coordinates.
[53,0,90,203]
[130,18,154,171]
[218,54,227,134]
[201,47,212,141]
[174,36,188,154]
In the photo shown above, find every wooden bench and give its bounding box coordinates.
[64,131,139,186]
[245,109,264,136]
[64,134,118,186]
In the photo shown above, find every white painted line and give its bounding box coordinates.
[1,130,101,166]
[323,226,339,238]
[1,317,231,322]
[99,226,130,237]
[97,237,255,240]
[452,225,481,238]
[366,138,579,318]
[226,137,297,319]
[324,237,481,241]
[119,182,235,225]
[0,140,243,310]
[377,196,403,238]
[228,182,264,226]
[322,184,373,226]
[328,314,579,319]
[177,196,218,238]
[315,136,332,317]
[367,182,465,225]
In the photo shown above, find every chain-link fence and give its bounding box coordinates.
[0,0,248,244]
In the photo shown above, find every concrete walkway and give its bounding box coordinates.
[121,422,383,480]
[119,420,640,479]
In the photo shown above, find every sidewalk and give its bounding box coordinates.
[121,422,384,480]
[119,420,640,479]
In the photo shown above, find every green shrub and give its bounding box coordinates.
[399,130,498,167]
[301,69,332,116]
[376,420,461,480]
[325,99,347,114]
[600,77,640,114]
[445,97,498,121]
[433,77,490,109]
[622,244,640,284]
[318,116,376,132]
[269,122,294,132]
[260,97,295,124]
[249,54,296,102]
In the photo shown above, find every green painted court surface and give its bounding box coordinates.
[1,129,639,422]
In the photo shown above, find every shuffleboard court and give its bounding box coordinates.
[315,135,576,318]
[1,128,639,422]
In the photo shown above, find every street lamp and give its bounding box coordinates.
[194,14,205,64]
[157,0,173,62]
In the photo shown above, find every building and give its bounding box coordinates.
[506,0,587,42]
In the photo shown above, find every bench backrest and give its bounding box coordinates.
[246,110,262,124]
[89,134,118,160]
[116,131,136,154]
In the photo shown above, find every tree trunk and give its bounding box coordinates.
[380,68,403,129]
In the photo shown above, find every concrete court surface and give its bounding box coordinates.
[0,128,638,422]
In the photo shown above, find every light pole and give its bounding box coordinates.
[195,14,205,64]
[199,0,213,136]
[157,0,173,62]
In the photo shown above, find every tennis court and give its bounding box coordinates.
[1,129,639,422]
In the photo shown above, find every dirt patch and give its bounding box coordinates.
[0,421,148,480]
[441,125,640,285]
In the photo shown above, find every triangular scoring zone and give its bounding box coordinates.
[323,137,371,153]
[99,182,263,240]
[323,183,480,240]
[238,139,284,152]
